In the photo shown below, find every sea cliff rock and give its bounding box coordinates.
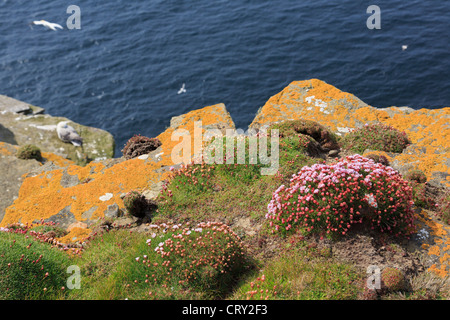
[0,103,236,232]
[0,94,115,165]
[1,84,448,278]
[250,79,449,189]
[0,141,74,221]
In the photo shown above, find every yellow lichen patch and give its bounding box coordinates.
[353,107,390,124]
[428,245,441,256]
[0,142,13,155]
[418,210,450,278]
[250,80,449,187]
[440,253,450,265]
[0,157,166,227]
[57,227,91,244]
[250,79,368,130]
[428,264,448,278]
[156,104,235,166]
[41,152,74,167]
[67,161,106,182]
[2,104,234,228]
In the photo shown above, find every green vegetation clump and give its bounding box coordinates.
[404,170,427,184]
[269,119,340,151]
[266,155,415,238]
[16,144,42,161]
[341,123,411,154]
[381,267,406,292]
[30,224,68,238]
[70,222,250,300]
[157,133,323,223]
[0,229,71,299]
[126,221,249,299]
[230,236,362,300]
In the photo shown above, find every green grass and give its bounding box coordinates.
[341,122,411,154]
[0,231,71,300]
[67,229,149,300]
[229,237,363,300]
[67,224,252,300]
[155,133,322,225]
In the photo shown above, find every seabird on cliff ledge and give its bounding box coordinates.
[56,121,83,146]
[29,20,63,31]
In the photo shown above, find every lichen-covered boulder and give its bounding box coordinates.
[250,79,450,189]
[0,94,115,165]
[0,141,74,222]
[0,103,236,230]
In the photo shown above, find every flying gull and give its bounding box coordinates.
[30,20,63,31]
[57,121,83,146]
[177,83,186,94]
[402,45,408,51]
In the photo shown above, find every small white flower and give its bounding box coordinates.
[135,257,140,262]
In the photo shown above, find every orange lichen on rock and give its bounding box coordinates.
[428,264,448,278]
[352,107,390,124]
[156,103,235,166]
[57,227,91,244]
[1,104,236,229]
[250,79,367,131]
[41,151,75,167]
[1,157,166,227]
[418,210,450,278]
[440,253,450,265]
[428,245,441,256]
[0,142,13,155]
[250,79,450,188]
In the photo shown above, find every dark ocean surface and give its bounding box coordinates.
[1,0,449,156]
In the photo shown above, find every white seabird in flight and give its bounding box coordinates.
[30,20,63,31]
[402,45,408,51]
[56,121,83,146]
[177,83,186,94]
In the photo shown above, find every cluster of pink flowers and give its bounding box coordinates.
[266,155,415,237]
[132,221,246,292]
[246,274,278,300]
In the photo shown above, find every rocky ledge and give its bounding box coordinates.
[0,80,449,277]
[0,94,115,165]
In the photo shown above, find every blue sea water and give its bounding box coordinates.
[1,0,449,156]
